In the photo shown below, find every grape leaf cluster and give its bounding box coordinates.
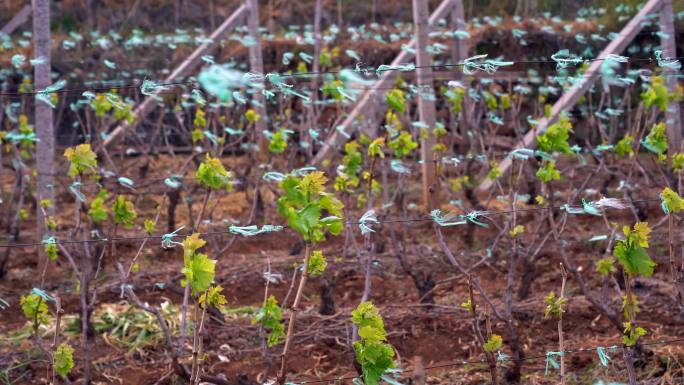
[613,222,655,277]
[351,301,395,385]
[277,172,344,242]
[252,295,285,347]
[181,233,216,294]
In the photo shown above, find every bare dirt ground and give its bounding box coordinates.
[1,153,684,385]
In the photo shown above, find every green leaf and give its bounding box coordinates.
[614,222,655,277]
[673,153,684,172]
[358,325,386,343]
[614,135,634,157]
[193,108,207,129]
[245,109,261,123]
[433,126,447,139]
[88,189,109,223]
[191,128,203,143]
[277,172,344,241]
[388,131,418,158]
[354,340,395,385]
[536,116,573,154]
[352,302,395,385]
[308,250,327,277]
[334,174,358,193]
[196,154,232,191]
[322,79,345,101]
[20,293,49,328]
[64,144,98,177]
[352,301,386,337]
[268,130,289,154]
[45,242,58,261]
[252,295,285,347]
[536,161,561,183]
[112,98,136,123]
[483,334,503,353]
[484,91,498,110]
[641,76,671,112]
[500,94,511,110]
[632,222,651,248]
[368,138,386,158]
[509,225,525,237]
[460,299,474,313]
[487,161,502,181]
[143,218,156,235]
[342,141,363,176]
[182,253,216,294]
[299,171,327,197]
[447,87,465,114]
[182,233,206,261]
[596,257,617,276]
[643,123,668,155]
[14,115,36,149]
[92,94,111,116]
[319,48,333,67]
[112,195,137,228]
[320,216,344,236]
[54,343,75,377]
[277,176,307,218]
[544,291,566,319]
[450,176,470,192]
[386,89,406,114]
[318,194,344,217]
[662,187,684,213]
[615,244,655,277]
[287,204,321,238]
[623,322,647,347]
[199,285,228,309]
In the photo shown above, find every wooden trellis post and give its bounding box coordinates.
[477,0,668,191]
[246,0,269,158]
[312,0,455,165]
[413,0,439,209]
[659,0,682,153]
[1,4,31,35]
[33,0,54,282]
[449,0,467,68]
[449,0,469,152]
[307,0,324,158]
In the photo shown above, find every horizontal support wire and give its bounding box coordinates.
[0,197,661,248]
[1,55,683,96]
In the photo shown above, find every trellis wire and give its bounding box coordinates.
[0,197,662,248]
[1,55,683,96]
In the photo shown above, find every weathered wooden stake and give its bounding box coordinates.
[412,0,439,209]
[246,0,269,158]
[307,0,324,158]
[449,0,469,153]
[659,0,682,153]
[2,5,31,35]
[32,0,54,278]
[449,0,467,67]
